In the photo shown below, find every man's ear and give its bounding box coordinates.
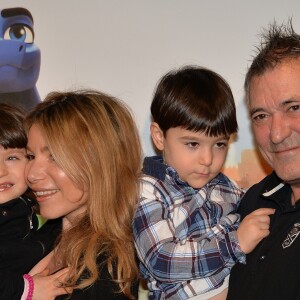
[150,122,165,151]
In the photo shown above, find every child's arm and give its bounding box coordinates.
[208,287,228,300]
[133,179,245,283]
[236,207,275,254]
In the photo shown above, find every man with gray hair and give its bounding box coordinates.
[228,20,300,300]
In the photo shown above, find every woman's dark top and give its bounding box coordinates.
[56,254,138,300]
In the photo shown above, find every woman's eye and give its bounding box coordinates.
[25,154,34,161]
[49,154,55,161]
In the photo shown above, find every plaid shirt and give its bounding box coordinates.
[133,156,246,300]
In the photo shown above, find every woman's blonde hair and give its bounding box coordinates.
[25,90,142,298]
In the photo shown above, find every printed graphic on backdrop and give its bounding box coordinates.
[0,7,41,112]
[222,147,272,189]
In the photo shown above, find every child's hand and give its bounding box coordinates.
[236,208,275,254]
[32,268,72,300]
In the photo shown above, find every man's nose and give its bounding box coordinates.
[270,113,292,144]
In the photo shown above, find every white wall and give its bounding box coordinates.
[2,0,300,178]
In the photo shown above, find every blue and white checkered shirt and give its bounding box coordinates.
[133,156,246,299]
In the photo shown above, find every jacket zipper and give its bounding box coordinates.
[19,196,33,239]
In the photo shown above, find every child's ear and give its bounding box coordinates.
[150,122,165,151]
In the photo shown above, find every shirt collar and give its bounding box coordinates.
[259,171,295,210]
[143,155,222,191]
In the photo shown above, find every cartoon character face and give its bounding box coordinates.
[0,7,40,92]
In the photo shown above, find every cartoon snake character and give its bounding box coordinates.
[0,7,41,111]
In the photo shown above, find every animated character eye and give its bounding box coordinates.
[4,24,34,43]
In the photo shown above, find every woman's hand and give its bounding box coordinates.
[32,268,72,300]
[30,251,54,275]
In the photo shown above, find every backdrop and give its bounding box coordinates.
[1,0,300,188]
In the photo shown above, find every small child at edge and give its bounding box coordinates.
[0,103,61,299]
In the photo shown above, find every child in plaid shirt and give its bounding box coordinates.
[133,66,274,300]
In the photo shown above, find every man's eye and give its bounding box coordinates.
[289,105,300,111]
[252,114,266,121]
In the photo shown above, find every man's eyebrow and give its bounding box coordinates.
[249,107,264,116]
[250,99,300,116]
[281,99,300,106]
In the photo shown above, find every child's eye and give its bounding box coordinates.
[7,156,18,161]
[186,142,199,148]
[216,142,228,149]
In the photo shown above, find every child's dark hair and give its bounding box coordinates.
[0,103,27,148]
[151,65,238,137]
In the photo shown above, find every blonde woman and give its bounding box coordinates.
[23,90,142,299]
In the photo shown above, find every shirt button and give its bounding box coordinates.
[259,255,266,261]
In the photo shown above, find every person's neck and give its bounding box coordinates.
[62,217,73,231]
[290,185,300,206]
